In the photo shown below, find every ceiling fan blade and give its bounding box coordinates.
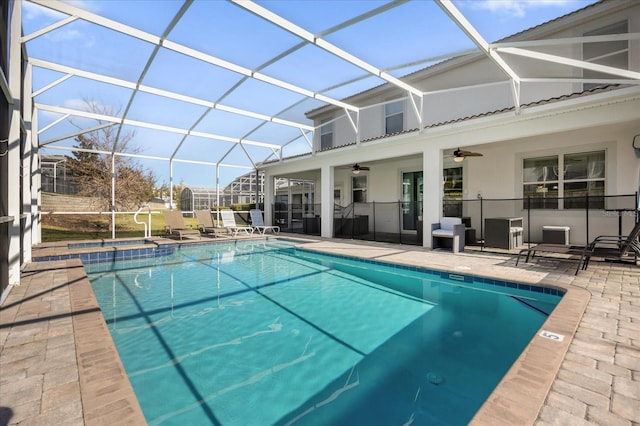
[455,149,483,157]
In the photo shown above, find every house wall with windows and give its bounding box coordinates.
[266,95,639,243]
[261,1,640,245]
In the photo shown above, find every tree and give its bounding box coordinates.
[67,101,156,228]
[172,181,185,207]
[155,182,169,200]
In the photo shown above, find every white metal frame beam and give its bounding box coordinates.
[45,145,253,169]
[495,47,640,81]
[39,123,117,147]
[232,0,424,99]
[520,77,640,85]
[29,59,314,132]
[436,0,522,111]
[113,0,194,157]
[490,33,640,49]
[185,1,408,167]
[27,0,359,113]
[21,15,78,43]
[0,67,12,104]
[7,0,23,288]
[35,103,282,150]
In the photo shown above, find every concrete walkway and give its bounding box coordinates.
[0,237,638,425]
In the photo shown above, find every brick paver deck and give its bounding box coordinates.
[1,259,145,425]
[1,237,638,425]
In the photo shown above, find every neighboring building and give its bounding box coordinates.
[180,187,221,213]
[41,154,78,195]
[221,171,264,207]
[259,0,640,246]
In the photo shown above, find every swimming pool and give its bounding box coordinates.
[86,240,562,425]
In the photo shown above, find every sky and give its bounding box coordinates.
[22,0,598,191]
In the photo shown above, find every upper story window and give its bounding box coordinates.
[385,100,404,134]
[583,21,628,91]
[320,122,333,150]
[523,150,605,209]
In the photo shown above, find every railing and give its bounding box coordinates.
[446,193,638,249]
[271,193,639,249]
[133,205,151,238]
[272,203,321,235]
[333,201,421,245]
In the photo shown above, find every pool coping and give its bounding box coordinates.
[4,235,626,425]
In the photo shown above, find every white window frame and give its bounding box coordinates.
[523,150,605,209]
[352,174,367,203]
[320,121,333,150]
[384,99,404,135]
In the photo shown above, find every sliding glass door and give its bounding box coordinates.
[402,171,423,230]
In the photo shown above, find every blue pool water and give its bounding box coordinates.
[86,240,562,425]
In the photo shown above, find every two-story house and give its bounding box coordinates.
[259,0,640,247]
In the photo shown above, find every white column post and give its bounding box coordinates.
[22,61,33,262]
[263,171,274,226]
[320,164,334,238]
[31,108,41,244]
[7,0,22,288]
[111,154,116,239]
[215,165,220,220]
[169,159,174,209]
[422,145,442,248]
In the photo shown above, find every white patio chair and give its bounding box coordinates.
[220,210,254,236]
[249,209,280,234]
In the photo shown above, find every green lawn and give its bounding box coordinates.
[41,212,200,242]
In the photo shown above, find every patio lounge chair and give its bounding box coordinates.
[163,210,201,240]
[516,220,640,274]
[584,220,640,267]
[195,210,228,237]
[249,209,280,234]
[220,210,254,236]
[516,244,592,275]
[431,217,465,253]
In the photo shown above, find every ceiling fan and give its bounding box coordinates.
[352,163,370,174]
[452,148,483,162]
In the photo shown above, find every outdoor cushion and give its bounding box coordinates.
[439,217,461,231]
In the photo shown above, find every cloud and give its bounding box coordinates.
[23,0,101,20]
[45,28,81,41]
[42,27,96,48]
[23,1,96,48]
[22,2,67,21]
[466,0,580,18]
